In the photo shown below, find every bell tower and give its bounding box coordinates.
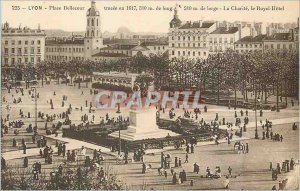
[84,0,103,60]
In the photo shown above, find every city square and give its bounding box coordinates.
[1,0,299,190]
[1,81,299,190]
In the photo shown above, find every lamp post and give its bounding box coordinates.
[254,88,260,139]
[31,86,37,129]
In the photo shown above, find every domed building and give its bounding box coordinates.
[169,7,182,28]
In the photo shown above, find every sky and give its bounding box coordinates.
[1,1,299,33]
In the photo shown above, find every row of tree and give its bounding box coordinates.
[3,49,298,107]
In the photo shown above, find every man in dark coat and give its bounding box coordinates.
[23,157,28,168]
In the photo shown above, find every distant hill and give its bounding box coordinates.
[44,28,167,38]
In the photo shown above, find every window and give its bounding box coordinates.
[183,51,185,56]
[289,44,292,49]
[31,57,34,63]
[193,51,195,56]
[203,43,206,47]
[154,47,156,50]
[158,47,160,50]
[183,37,185,41]
[12,58,15,65]
[230,38,234,43]
[4,48,8,54]
[265,45,268,49]
[25,58,28,63]
[219,38,222,43]
[198,43,200,47]
[198,36,200,41]
[5,58,8,64]
[172,43,175,47]
[283,44,286,49]
[172,36,174,40]
[178,51,180,56]
[18,58,22,63]
[172,50,175,55]
[11,48,15,54]
[193,36,195,41]
[37,40,41,45]
[25,41,28,45]
[198,52,201,56]
[271,44,274,49]
[5,40,8,45]
[277,44,280,49]
[37,47,41,53]
[18,48,22,54]
[18,40,21,45]
[178,43,180,47]
[203,52,206,56]
[214,38,217,43]
[37,57,41,63]
[193,43,195,47]
[31,47,34,54]
[254,44,257,48]
[31,40,34,45]
[178,36,180,40]
[188,51,190,56]
[12,40,15,45]
[188,37,191,41]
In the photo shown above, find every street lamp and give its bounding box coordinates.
[118,115,122,156]
[254,87,259,139]
[31,86,38,129]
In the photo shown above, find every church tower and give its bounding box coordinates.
[84,0,103,60]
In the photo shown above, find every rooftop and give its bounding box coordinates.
[92,52,129,57]
[140,40,168,46]
[100,44,137,50]
[263,33,293,41]
[45,38,84,45]
[179,21,214,29]
[236,35,267,43]
[211,27,239,34]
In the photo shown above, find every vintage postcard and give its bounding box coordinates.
[1,0,299,190]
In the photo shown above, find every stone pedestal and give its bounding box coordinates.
[109,108,178,141]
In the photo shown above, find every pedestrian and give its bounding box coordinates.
[184,152,189,163]
[179,158,182,167]
[228,166,232,176]
[23,157,28,168]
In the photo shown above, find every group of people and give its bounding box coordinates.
[271,158,297,190]
[233,141,249,154]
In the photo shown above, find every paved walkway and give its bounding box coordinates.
[144,136,250,154]
[219,117,299,130]
[2,134,111,161]
[3,117,298,161]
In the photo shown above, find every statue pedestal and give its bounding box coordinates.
[109,108,178,141]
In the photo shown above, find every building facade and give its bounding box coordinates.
[168,8,216,60]
[234,35,266,53]
[1,22,46,66]
[263,32,297,52]
[45,0,103,62]
[208,27,239,53]
[45,37,85,62]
